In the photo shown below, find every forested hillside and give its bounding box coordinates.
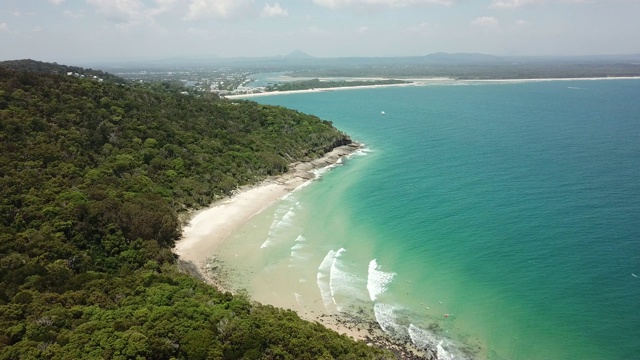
[0,61,391,359]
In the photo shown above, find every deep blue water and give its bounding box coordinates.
[245,80,640,359]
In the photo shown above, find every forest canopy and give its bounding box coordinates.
[0,60,391,359]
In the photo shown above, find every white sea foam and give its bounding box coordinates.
[312,164,339,178]
[317,247,367,311]
[329,248,347,310]
[408,324,439,350]
[261,202,299,249]
[289,179,314,194]
[437,340,456,360]
[260,239,272,248]
[373,303,407,338]
[280,207,295,226]
[353,147,373,157]
[317,250,336,311]
[288,234,308,266]
[288,240,311,267]
[409,324,462,360]
[373,303,406,338]
[367,259,396,301]
[294,292,303,307]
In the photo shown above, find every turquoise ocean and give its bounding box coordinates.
[216,79,640,359]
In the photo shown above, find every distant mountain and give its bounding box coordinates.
[282,50,314,60]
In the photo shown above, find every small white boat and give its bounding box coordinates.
[381,111,385,115]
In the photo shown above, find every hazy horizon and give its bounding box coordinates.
[1,0,639,64]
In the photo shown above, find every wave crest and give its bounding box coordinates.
[367,259,396,301]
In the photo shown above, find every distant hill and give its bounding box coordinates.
[80,52,640,80]
[282,50,314,60]
[0,59,125,83]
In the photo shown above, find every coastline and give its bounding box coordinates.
[185,77,640,360]
[175,142,363,269]
[224,78,451,99]
[174,142,431,359]
[225,76,640,99]
[175,76,640,359]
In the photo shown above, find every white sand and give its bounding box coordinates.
[174,143,362,274]
[224,78,453,99]
[174,182,290,265]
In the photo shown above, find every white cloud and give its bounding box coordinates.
[0,23,8,32]
[184,0,255,20]
[313,0,454,10]
[490,0,535,8]
[86,0,178,28]
[49,0,66,5]
[516,19,530,26]
[63,10,85,19]
[87,0,149,24]
[308,26,330,35]
[471,16,499,27]
[261,2,288,17]
[407,22,430,33]
[357,26,370,33]
[186,27,211,37]
[490,0,592,8]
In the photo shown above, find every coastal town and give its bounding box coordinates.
[114,68,267,96]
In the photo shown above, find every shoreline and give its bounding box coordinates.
[225,76,640,99]
[175,142,363,269]
[224,78,450,99]
[174,142,432,359]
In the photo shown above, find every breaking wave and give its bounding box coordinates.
[409,324,465,360]
[329,248,347,311]
[317,250,336,311]
[373,303,407,338]
[261,200,301,249]
[367,259,396,301]
[288,235,311,267]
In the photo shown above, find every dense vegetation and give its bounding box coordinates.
[265,78,408,92]
[0,59,125,83]
[0,61,391,359]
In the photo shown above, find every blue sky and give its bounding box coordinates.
[1,0,639,63]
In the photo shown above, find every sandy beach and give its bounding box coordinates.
[224,78,453,99]
[175,142,362,267]
[174,142,431,358]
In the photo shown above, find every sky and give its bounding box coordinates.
[1,0,639,63]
